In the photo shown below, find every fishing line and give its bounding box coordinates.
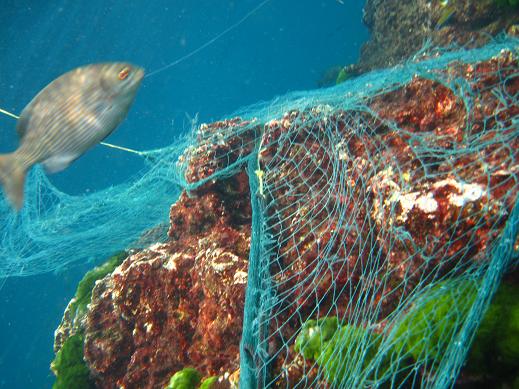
[0,108,19,120]
[145,0,272,78]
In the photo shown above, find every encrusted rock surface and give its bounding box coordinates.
[82,173,251,389]
[351,0,519,75]
[184,50,518,386]
[54,49,517,388]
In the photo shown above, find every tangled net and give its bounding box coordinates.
[1,37,518,388]
[180,37,518,387]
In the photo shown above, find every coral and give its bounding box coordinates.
[51,333,95,389]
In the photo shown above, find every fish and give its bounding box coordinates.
[435,3,456,30]
[317,65,343,88]
[0,62,144,210]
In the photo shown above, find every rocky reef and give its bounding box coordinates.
[52,48,518,388]
[83,173,251,388]
[338,0,519,80]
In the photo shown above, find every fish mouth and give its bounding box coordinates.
[134,67,145,83]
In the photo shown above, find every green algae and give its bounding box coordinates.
[69,251,126,318]
[465,282,519,386]
[318,324,382,386]
[199,376,218,389]
[164,368,219,389]
[294,316,382,385]
[294,316,339,360]
[51,333,94,389]
[335,68,354,84]
[495,0,519,7]
[164,368,202,389]
[51,251,127,388]
[389,279,478,364]
[295,278,519,386]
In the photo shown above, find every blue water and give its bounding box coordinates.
[0,1,367,387]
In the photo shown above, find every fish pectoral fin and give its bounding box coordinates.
[42,153,81,173]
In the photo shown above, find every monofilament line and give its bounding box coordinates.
[145,0,272,78]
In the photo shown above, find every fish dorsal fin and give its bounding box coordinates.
[42,153,81,173]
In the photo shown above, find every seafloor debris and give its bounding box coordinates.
[52,50,517,388]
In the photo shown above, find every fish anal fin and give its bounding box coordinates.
[0,154,27,210]
[42,153,81,173]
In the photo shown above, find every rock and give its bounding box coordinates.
[82,173,251,389]
[53,49,517,388]
[353,0,519,74]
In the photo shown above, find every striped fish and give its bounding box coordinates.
[0,63,144,210]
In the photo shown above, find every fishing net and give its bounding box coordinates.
[1,36,518,388]
[179,37,518,387]
[0,144,186,277]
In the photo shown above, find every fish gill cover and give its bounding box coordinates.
[2,36,519,388]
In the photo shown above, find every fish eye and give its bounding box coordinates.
[118,67,130,81]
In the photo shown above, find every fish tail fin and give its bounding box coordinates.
[0,154,27,210]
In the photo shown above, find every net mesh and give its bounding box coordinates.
[0,37,518,388]
[180,37,518,388]
[0,144,186,277]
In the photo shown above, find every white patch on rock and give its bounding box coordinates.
[233,271,248,284]
[415,192,438,213]
[211,253,240,272]
[396,192,419,218]
[163,252,184,271]
[390,190,438,223]
[449,182,484,207]
[433,178,485,207]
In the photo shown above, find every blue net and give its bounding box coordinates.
[178,37,518,387]
[1,37,518,388]
[0,144,187,277]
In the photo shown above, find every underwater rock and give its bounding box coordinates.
[82,173,251,389]
[53,252,127,353]
[259,52,517,385]
[352,0,519,74]
[55,49,517,388]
